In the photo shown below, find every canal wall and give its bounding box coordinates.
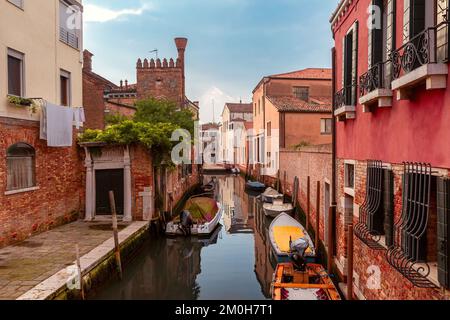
[16,221,149,300]
[279,144,332,255]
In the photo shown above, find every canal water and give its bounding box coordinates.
[90,175,278,300]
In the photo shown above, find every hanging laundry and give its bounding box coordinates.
[39,102,48,140]
[73,107,86,129]
[46,102,73,147]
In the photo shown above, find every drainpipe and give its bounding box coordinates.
[328,46,338,273]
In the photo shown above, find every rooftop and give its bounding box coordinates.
[267,96,332,113]
[269,68,332,80]
[226,103,253,114]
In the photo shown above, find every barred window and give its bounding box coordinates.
[293,86,309,101]
[6,143,36,191]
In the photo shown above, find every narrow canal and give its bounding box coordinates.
[90,175,278,300]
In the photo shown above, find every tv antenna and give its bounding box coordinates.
[149,49,158,59]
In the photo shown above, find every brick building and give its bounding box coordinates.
[83,38,199,130]
[251,68,333,181]
[0,0,84,247]
[330,0,450,299]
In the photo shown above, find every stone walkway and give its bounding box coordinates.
[0,219,130,300]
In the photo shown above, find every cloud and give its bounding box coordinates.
[198,86,241,123]
[84,3,152,23]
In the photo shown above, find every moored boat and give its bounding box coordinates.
[165,195,223,236]
[261,187,283,203]
[245,180,266,192]
[271,263,341,300]
[263,199,294,218]
[268,213,316,262]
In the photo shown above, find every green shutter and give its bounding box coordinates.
[437,177,450,289]
[351,21,359,105]
[437,0,449,62]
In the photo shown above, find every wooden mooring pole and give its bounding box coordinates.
[109,191,123,280]
[327,206,335,274]
[315,181,320,251]
[306,176,310,230]
[347,224,354,300]
[75,244,85,300]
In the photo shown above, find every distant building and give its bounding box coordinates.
[83,38,199,129]
[200,123,220,164]
[220,102,253,166]
[252,68,333,180]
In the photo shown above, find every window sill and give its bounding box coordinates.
[344,187,355,197]
[334,105,356,121]
[5,186,40,196]
[392,63,448,100]
[359,88,393,111]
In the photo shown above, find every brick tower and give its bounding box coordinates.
[136,37,188,107]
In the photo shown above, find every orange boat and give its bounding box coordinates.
[271,263,341,300]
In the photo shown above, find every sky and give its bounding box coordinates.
[83,0,338,123]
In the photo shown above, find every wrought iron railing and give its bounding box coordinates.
[390,22,449,81]
[334,82,357,111]
[359,62,389,97]
[386,162,437,288]
[60,27,79,50]
[355,160,386,250]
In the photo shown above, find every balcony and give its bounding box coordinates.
[390,24,449,100]
[359,62,393,112]
[334,84,356,121]
[60,27,80,50]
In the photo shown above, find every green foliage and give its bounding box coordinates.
[105,112,130,125]
[293,141,311,150]
[78,98,195,166]
[7,95,33,106]
[134,98,194,135]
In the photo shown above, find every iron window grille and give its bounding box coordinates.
[59,26,79,50]
[386,162,437,288]
[359,61,391,97]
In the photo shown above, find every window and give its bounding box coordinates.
[345,163,355,189]
[342,22,358,105]
[321,118,332,135]
[6,143,36,192]
[293,86,309,101]
[59,0,81,49]
[8,0,23,9]
[7,49,24,97]
[267,121,271,137]
[368,0,384,69]
[60,69,71,106]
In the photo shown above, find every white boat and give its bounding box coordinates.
[166,196,223,236]
[261,187,284,203]
[268,213,316,263]
[263,199,294,218]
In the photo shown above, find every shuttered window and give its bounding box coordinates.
[437,0,449,62]
[6,143,36,192]
[368,0,384,68]
[7,49,24,97]
[385,0,396,84]
[343,21,359,105]
[403,0,426,43]
[437,177,450,289]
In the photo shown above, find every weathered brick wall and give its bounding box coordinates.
[336,158,448,300]
[130,145,153,220]
[279,144,332,244]
[137,65,184,107]
[82,71,108,130]
[105,102,137,118]
[0,118,83,248]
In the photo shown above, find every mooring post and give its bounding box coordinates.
[315,181,320,250]
[306,176,310,230]
[347,224,354,300]
[327,205,335,274]
[75,244,85,300]
[109,191,123,280]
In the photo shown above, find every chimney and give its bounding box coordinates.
[83,50,93,72]
[174,37,188,105]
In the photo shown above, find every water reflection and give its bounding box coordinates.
[90,175,276,300]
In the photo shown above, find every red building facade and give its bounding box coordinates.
[331,0,450,299]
